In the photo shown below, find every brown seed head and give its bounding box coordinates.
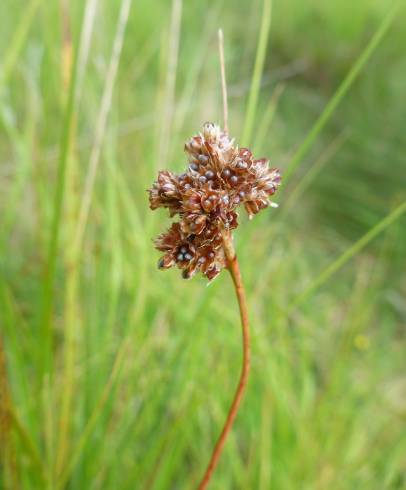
[148,123,281,280]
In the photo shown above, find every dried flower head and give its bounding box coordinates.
[148,122,281,280]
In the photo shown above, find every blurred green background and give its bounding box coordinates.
[0,0,405,488]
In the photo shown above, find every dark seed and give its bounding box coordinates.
[205,170,214,179]
[180,246,187,254]
[198,155,208,164]
[190,163,198,171]
[223,169,231,177]
[199,176,207,183]
[209,252,215,258]
[230,176,238,184]
[177,253,184,262]
[184,253,192,261]
[158,258,165,269]
[198,257,206,264]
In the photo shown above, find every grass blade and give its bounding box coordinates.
[282,130,348,213]
[56,0,132,478]
[39,18,79,377]
[290,199,406,309]
[0,0,42,89]
[57,339,130,489]
[156,0,183,168]
[74,0,132,252]
[241,0,272,146]
[283,1,399,183]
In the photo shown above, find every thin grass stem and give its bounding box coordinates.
[156,0,183,169]
[198,230,250,489]
[57,339,130,489]
[283,1,399,183]
[218,29,228,133]
[56,0,132,478]
[289,199,406,309]
[241,0,272,146]
[0,0,42,90]
[74,0,132,253]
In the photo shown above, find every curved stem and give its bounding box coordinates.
[198,231,250,489]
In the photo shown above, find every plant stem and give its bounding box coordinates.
[198,230,250,489]
[218,29,228,134]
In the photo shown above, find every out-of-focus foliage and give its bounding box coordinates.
[0,0,405,488]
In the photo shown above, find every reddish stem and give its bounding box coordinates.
[198,231,250,489]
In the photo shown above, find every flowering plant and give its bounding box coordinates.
[148,29,281,490]
[149,122,281,281]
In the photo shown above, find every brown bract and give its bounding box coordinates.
[148,122,281,280]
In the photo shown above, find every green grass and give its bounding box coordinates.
[1,0,405,489]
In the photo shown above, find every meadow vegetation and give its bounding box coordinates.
[0,0,405,488]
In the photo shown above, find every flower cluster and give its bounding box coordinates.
[148,122,281,280]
